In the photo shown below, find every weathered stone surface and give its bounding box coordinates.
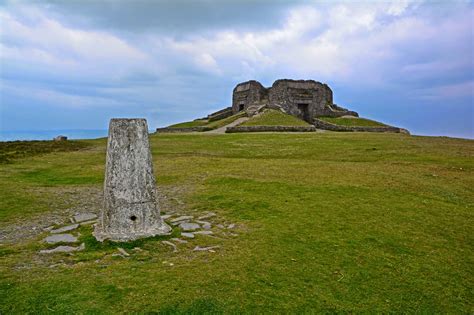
[94,118,171,242]
[40,243,84,254]
[171,216,193,223]
[181,232,195,239]
[231,79,358,121]
[198,212,216,220]
[117,248,130,257]
[179,222,200,231]
[171,238,188,244]
[50,224,79,234]
[313,118,410,134]
[193,230,214,235]
[43,234,78,244]
[207,107,233,121]
[232,80,267,114]
[162,240,178,252]
[197,221,212,230]
[193,245,219,252]
[79,220,97,226]
[73,213,97,223]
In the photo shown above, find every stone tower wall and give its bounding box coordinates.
[268,79,334,120]
[232,80,267,114]
[231,79,357,121]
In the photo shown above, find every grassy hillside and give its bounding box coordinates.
[319,116,387,127]
[1,133,473,313]
[0,140,92,164]
[241,109,310,126]
[167,112,246,130]
[167,119,209,128]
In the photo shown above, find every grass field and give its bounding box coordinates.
[0,132,473,313]
[241,109,310,126]
[319,116,387,127]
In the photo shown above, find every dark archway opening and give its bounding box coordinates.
[297,104,310,122]
[239,104,245,112]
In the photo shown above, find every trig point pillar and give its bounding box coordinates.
[94,118,171,242]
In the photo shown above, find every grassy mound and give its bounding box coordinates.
[241,109,310,127]
[168,119,209,128]
[319,116,387,127]
[167,112,247,130]
[205,111,246,129]
[0,133,473,313]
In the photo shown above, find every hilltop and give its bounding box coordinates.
[1,132,473,313]
[158,79,409,134]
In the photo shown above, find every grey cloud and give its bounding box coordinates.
[32,0,306,35]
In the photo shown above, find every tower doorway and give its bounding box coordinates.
[297,104,310,122]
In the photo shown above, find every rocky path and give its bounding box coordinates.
[205,117,249,134]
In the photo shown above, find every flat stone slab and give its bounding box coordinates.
[117,248,130,257]
[193,245,220,252]
[171,221,187,226]
[181,232,195,239]
[171,216,193,223]
[50,224,79,234]
[198,212,216,220]
[43,234,78,244]
[194,230,214,235]
[40,243,84,254]
[80,220,97,226]
[162,240,177,252]
[171,238,188,244]
[179,222,200,231]
[197,221,212,230]
[73,213,97,223]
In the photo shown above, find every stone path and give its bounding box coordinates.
[50,224,79,234]
[40,244,85,254]
[36,208,239,262]
[43,234,78,244]
[38,212,95,254]
[205,117,249,134]
[0,186,101,245]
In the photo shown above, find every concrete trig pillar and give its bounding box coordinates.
[94,118,171,242]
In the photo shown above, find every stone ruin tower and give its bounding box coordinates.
[94,118,171,242]
[232,79,358,122]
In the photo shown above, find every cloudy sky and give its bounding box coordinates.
[1,0,473,138]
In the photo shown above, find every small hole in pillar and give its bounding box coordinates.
[130,215,137,221]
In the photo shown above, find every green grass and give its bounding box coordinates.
[0,140,92,164]
[319,116,387,127]
[168,119,209,128]
[0,132,473,313]
[205,111,246,129]
[241,109,310,126]
[167,112,247,130]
